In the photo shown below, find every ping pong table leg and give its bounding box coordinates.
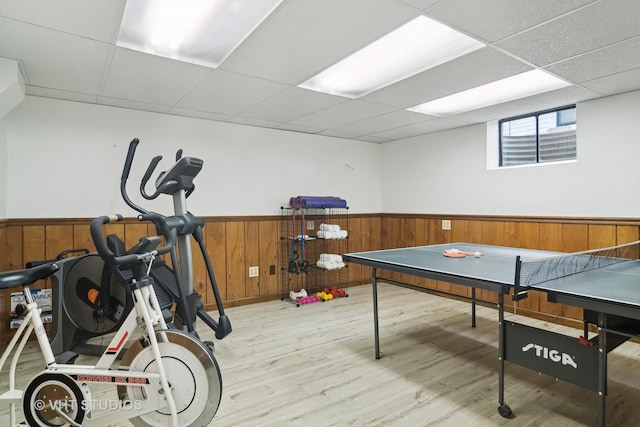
[597,312,606,427]
[372,268,381,359]
[497,291,512,418]
[471,287,476,327]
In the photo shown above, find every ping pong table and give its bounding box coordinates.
[343,242,640,427]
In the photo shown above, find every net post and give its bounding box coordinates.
[512,255,528,302]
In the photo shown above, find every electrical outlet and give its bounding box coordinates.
[249,266,259,277]
[306,220,314,230]
[442,219,451,230]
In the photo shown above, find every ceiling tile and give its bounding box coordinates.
[318,129,363,139]
[545,36,640,83]
[399,0,441,10]
[495,0,640,66]
[581,69,640,96]
[426,0,595,42]
[26,86,98,104]
[290,100,396,129]
[0,18,112,93]
[356,135,393,143]
[334,110,431,135]
[220,0,419,84]
[370,117,471,139]
[169,107,230,122]
[362,47,531,108]
[0,0,126,43]
[176,69,289,116]
[276,123,324,134]
[99,96,171,114]
[237,87,349,123]
[226,116,283,128]
[102,48,213,106]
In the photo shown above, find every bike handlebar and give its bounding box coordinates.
[90,214,177,267]
[0,262,60,290]
[25,248,90,268]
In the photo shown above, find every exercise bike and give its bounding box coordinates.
[39,138,231,357]
[0,213,222,427]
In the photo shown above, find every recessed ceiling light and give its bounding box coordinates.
[299,16,485,98]
[117,0,283,68]
[408,70,572,116]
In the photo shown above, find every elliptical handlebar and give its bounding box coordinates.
[121,138,149,215]
[121,138,199,209]
[140,156,163,200]
[90,214,177,268]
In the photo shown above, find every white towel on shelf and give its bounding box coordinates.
[317,230,330,239]
[335,230,348,239]
[319,253,343,263]
[317,229,348,239]
[319,223,341,232]
[317,260,346,270]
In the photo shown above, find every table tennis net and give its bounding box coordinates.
[516,240,640,289]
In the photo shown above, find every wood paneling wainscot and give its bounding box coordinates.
[2,214,640,337]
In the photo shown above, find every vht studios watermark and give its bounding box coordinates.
[33,398,143,412]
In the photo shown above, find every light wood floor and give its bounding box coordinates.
[3,282,640,426]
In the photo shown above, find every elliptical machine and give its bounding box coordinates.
[41,138,231,357]
[120,138,231,340]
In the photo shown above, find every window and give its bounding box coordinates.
[499,106,576,167]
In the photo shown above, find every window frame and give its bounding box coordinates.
[498,104,576,167]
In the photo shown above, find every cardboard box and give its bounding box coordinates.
[10,289,53,329]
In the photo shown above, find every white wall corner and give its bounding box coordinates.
[486,120,499,170]
[0,58,26,119]
[0,118,7,220]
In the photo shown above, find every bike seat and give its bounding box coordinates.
[0,263,59,290]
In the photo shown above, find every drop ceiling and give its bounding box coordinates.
[1,0,639,143]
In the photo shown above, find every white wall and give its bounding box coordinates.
[381,90,640,218]
[0,118,7,219]
[0,58,25,220]
[5,97,382,218]
[6,90,640,219]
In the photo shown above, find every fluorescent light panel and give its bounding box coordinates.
[299,16,485,98]
[408,70,571,116]
[117,0,283,68]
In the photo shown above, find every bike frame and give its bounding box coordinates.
[1,273,179,426]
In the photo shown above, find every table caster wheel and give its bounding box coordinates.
[498,404,513,418]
